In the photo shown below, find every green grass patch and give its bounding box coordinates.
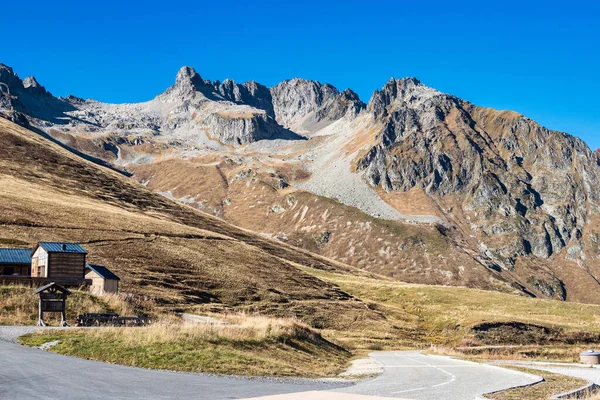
[20,315,351,377]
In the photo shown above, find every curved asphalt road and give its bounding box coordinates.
[0,333,541,400]
[0,339,350,400]
[333,351,541,400]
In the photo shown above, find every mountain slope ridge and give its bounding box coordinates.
[2,62,600,304]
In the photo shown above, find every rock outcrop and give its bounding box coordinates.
[150,67,284,145]
[0,63,74,123]
[270,78,365,134]
[356,77,600,269]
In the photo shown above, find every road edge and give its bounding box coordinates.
[553,382,600,399]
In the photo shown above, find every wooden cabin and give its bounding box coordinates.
[85,264,120,294]
[0,248,31,277]
[31,242,87,280]
[1,242,119,290]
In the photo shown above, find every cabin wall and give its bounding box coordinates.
[84,270,119,294]
[104,279,119,294]
[31,247,48,278]
[88,278,105,295]
[48,253,86,278]
[85,270,104,294]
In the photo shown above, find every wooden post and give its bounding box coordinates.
[37,297,46,327]
[60,309,67,327]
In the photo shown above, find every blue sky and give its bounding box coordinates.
[4,0,599,149]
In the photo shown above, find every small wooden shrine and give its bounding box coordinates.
[34,282,72,327]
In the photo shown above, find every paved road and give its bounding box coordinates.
[0,332,542,400]
[332,351,542,400]
[492,359,600,385]
[0,340,350,400]
[517,364,600,386]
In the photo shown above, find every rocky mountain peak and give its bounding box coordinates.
[23,76,41,89]
[0,63,22,91]
[0,63,13,79]
[367,77,443,117]
[175,66,199,84]
[158,66,222,103]
[213,78,274,117]
[22,76,51,98]
[340,88,361,101]
[172,66,207,93]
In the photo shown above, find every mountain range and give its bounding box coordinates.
[2,62,600,304]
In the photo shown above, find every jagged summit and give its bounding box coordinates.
[23,76,41,89]
[175,66,198,83]
[162,65,212,99]
[367,77,444,117]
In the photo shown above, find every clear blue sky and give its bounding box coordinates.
[4,0,599,149]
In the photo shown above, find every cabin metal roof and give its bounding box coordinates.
[36,242,87,254]
[86,264,120,281]
[0,248,32,265]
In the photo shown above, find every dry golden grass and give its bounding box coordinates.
[430,344,597,364]
[20,313,351,377]
[101,313,317,344]
[376,186,442,217]
[305,268,600,355]
[0,117,388,330]
[484,366,587,400]
[0,285,135,326]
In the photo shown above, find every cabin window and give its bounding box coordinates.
[3,266,14,275]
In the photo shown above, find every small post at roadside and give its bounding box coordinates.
[34,282,72,327]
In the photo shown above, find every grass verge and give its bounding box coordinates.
[484,366,587,400]
[19,314,351,377]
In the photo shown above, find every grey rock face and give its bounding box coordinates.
[120,66,286,146]
[0,63,74,123]
[154,67,366,144]
[357,77,600,269]
[216,79,275,118]
[198,108,280,145]
[270,78,365,133]
[0,64,25,114]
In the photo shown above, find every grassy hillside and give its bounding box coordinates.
[305,268,600,360]
[131,155,521,295]
[0,118,384,333]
